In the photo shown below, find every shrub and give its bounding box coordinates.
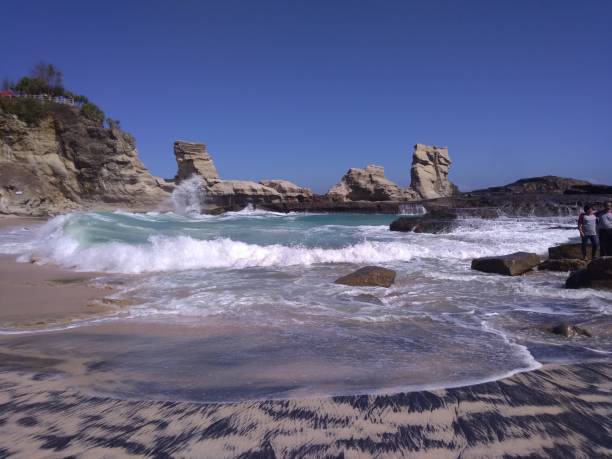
[0,97,51,125]
[80,102,105,125]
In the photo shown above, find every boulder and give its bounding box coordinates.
[565,257,612,290]
[327,165,418,202]
[174,140,219,183]
[389,211,458,234]
[538,258,587,272]
[546,323,592,338]
[548,243,584,260]
[410,144,458,199]
[335,266,396,288]
[259,180,314,203]
[471,252,541,276]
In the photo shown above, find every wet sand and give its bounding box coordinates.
[0,356,609,458]
[0,217,124,329]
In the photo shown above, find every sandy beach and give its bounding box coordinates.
[0,352,609,458]
[0,217,125,329]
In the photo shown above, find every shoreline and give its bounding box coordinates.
[0,359,609,458]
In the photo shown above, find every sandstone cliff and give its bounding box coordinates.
[0,106,169,216]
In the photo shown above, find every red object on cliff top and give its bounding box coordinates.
[0,89,15,97]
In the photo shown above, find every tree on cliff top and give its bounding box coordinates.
[2,63,107,126]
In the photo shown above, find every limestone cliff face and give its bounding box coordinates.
[410,144,458,200]
[327,165,418,202]
[174,141,219,183]
[0,107,169,215]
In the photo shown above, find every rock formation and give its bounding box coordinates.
[326,144,458,203]
[471,252,541,276]
[174,141,219,183]
[259,180,314,203]
[410,144,458,200]
[171,141,314,209]
[327,165,418,202]
[472,176,593,195]
[334,266,396,288]
[0,108,169,216]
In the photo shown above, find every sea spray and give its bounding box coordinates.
[172,175,207,216]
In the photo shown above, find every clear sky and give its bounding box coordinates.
[2,0,611,192]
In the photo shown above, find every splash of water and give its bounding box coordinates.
[171,176,206,216]
[398,203,427,215]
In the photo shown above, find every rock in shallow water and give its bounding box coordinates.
[389,211,458,234]
[565,256,612,290]
[547,323,592,338]
[538,258,587,272]
[471,252,540,276]
[548,243,584,260]
[335,266,396,288]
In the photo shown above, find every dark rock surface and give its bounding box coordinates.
[335,266,396,287]
[547,323,592,338]
[471,252,540,276]
[566,257,612,290]
[538,258,587,272]
[549,243,586,260]
[389,211,458,234]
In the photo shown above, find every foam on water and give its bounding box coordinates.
[0,210,610,400]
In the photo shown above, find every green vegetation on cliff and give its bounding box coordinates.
[1,63,107,126]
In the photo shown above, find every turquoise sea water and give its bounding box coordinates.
[0,208,610,401]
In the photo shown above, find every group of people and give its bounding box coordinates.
[578,202,612,259]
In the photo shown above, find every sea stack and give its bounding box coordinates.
[173,141,219,183]
[410,144,458,199]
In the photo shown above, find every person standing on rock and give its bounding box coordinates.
[598,202,612,256]
[578,205,599,259]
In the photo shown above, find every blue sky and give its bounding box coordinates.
[2,0,611,192]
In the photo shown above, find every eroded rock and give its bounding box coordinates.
[335,266,396,288]
[327,165,417,202]
[259,180,313,203]
[471,252,541,276]
[174,141,219,183]
[410,144,458,199]
[389,211,458,234]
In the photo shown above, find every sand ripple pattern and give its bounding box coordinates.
[0,362,610,458]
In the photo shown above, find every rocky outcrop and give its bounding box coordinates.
[549,243,584,260]
[538,258,587,272]
[565,257,612,290]
[205,180,282,207]
[259,180,313,203]
[0,108,169,216]
[174,141,219,183]
[334,266,396,288]
[389,211,458,234]
[410,144,458,200]
[471,252,540,276]
[327,165,417,202]
[472,176,592,195]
